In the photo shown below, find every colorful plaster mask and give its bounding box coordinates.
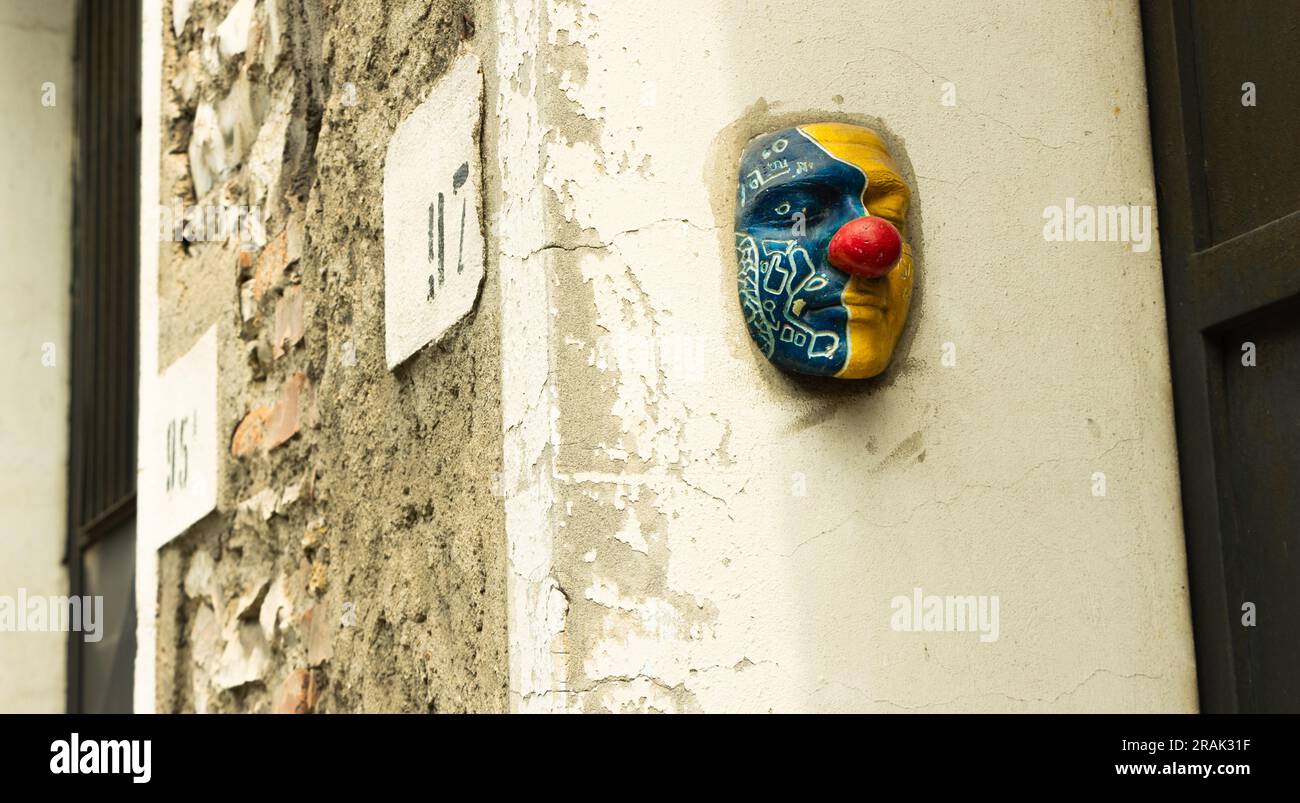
[735,123,914,378]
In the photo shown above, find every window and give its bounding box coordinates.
[67,0,141,714]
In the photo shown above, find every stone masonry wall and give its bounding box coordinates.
[152,0,506,713]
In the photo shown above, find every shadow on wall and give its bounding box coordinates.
[704,100,929,710]
[693,3,946,712]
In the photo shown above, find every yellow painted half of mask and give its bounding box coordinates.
[799,123,914,379]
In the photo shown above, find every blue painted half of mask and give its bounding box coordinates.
[735,126,867,376]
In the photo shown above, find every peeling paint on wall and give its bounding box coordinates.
[143,0,1199,713]
[494,0,1198,712]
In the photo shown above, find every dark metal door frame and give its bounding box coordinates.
[1141,0,1300,713]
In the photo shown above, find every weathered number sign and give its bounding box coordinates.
[150,324,218,547]
[383,52,485,370]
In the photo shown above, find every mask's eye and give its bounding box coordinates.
[797,206,830,229]
[791,187,839,228]
[751,201,800,227]
[748,186,833,229]
[803,277,828,292]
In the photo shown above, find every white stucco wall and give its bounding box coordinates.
[134,0,163,715]
[0,0,77,714]
[495,0,1198,712]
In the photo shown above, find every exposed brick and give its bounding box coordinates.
[237,244,257,273]
[251,213,305,301]
[272,669,317,714]
[264,372,306,449]
[231,406,273,457]
[251,230,289,300]
[272,284,305,358]
[230,372,306,456]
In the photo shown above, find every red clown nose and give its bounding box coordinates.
[827,216,902,278]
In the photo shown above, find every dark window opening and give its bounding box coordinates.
[67,0,142,715]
